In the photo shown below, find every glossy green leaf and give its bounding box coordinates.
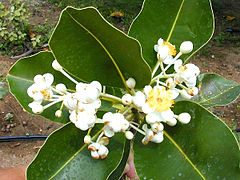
[27,123,130,180]
[193,73,240,108]
[133,101,240,179]
[128,0,214,69]
[49,6,151,89]
[7,51,74,123]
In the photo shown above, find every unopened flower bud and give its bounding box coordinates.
[90,81,102,92]
[180,41,193,54]
[125,131,134,140]
[56,83,67,93]
[55,110,62,118]
[126,77,136,89]
[52,60,62,71]
[122,94,132,105]
[84,135,92,144]
[177,113,191,124]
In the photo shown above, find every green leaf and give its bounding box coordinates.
[133,101,240,179]
[7,51,75,124]
[0,86,8,99]
[49,7,151,89]
[128,0,214,69]
[193,73,240,108]
[27,123,130,180]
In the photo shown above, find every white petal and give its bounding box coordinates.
[103,125,115,137]
[154,45,159,52]
[146,112,161,124]
[158,45,169,61]
[56,83,67,93]
[179,89,193,99]
[169,89,179,100]
[142,103,153,114]
[142,124,148,132]
[69,110,77,124]
[144,85,152,96]
[159,110,174,122]
[151,122,164,132]
[163,55,174,65]
[32,92,44,102]
[157,38,164,46]
[103,112,113,124]
[43,73,54,87]
[98,145,108,156]
[133,91,146,108]
[90,81,102,92]
[174,59,183,72]
[151,132,164,143]
[91,151,99,159]
[34,75,44,83]
[122,94,133,105]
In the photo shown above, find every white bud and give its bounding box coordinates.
[178,113,191,124]
[126,77,136,89]
[55,110,62,118]
[166,118,177,126]
[132,91,146,108]
[84,135,92,144]
[32,104,44,114]
[125,131,134,140]
[52,60,62,71]
[90,81,102,92]
[180,41,193,54]
[56,83,67,93]
[122,94,133,105]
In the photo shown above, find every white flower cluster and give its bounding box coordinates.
[153,38,200,99]
[26,38,200,159]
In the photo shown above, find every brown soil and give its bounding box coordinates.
[0,0,240,169]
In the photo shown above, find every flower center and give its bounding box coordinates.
[162,41,177,56]
[146,87,174,112]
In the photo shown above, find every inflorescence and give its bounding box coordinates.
[27,38,200,159]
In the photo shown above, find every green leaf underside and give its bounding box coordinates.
[27,123,129,180]
[49,7,151,89]
[193,74,240,108]
[134,101,240,180]
[128,0,214,69]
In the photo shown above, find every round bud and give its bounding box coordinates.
[56,83,67,93]
[178,113,191,124]
[84,135,92,144]
[32,104,44,114]
[90,81,102,92]
[126,77,136,89]
[125,131,134,140]
[52,60,62,71]
[166,118,177,126]
[180,41,193,54]
[55,110,62,118]
[122,94,133,105]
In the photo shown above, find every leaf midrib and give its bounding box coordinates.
[48,128,103,180]
[163,130,206,180]
[199,85,240,105]
[64,9,131,93]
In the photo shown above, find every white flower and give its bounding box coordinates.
[177,113,191,124]
[174,60,200,88]
[76,82,101,103]
[151,122,164,132]
[103,112,129,137]
[63,94,78,111]
[27,73,54,102]
[180,41,193,54]
[122,94,132,105]
[70,110,96,131]
[88,143,109,159]
[126,77,136,89]
[142,124,164,145]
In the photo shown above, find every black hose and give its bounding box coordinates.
[0,135,48,142]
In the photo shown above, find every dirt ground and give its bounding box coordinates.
[0,0,240,169]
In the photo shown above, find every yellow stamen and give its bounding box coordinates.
[146,87,174,112]
[163,41,177,56]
